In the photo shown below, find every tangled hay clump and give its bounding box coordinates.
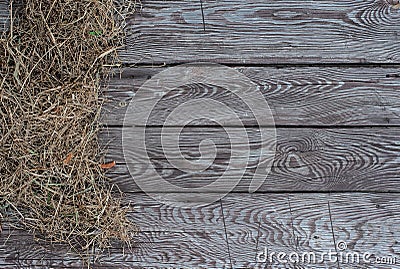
[0,0,137,255]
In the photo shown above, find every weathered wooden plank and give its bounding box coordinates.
[0,233,88,268]
[0,194,230,268]
[0,0,8,32]
[101,67,400,127]
[96,194,338,269]
[221,193,337,268]
[222,193,400,269]
[120,0,400,64]
[329,193,400,268]
[0,230,230,268]
[3,193,399,268]
[100,127,400,192]
[95,232,230,268]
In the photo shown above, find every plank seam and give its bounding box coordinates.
[115,190,400,194]
[220,199,233,269]
[103,125,400,129]
[119,63,400,69]
[199,0,205,32]
[327,198,341,269]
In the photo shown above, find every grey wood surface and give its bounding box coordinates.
[0,194,228,268]
[100,127,400,192]
[0,0,8,32]
[329,193,400,269]
[120,0,400,64]
[101,67,400,127]
[1,193,399,268]
[2,0,400,268]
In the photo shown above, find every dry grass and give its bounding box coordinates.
[0,0,137,260]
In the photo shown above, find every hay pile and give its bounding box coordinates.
[0,0,137,255]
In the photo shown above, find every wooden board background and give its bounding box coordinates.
[101,67,400,127]
[0,0,8,32]
[1,194,399,268]
[101,127,400,192]
[1,0,400,268]
[120,0,400,64]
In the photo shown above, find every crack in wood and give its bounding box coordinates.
[220,199,233,268]
[200,0,206,32]
[328,198,341,269]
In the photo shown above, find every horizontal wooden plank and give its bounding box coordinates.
[0,231,229,268]
[0,0,8,32]
[101,67,400,127]
[329,193,400,268]
[221,193,400,268]
[0,195,229,268]
[2,193,399,268]
[101,127,400,192]
[120,0,400,64]
[221,193,337,268]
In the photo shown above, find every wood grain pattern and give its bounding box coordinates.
[2,0,400,267]
[120,0,400,64]
[0,0,8,32]
[101,67,400,127]
[0,229,229,268]
[0,194,230,268]
[221,193,337,268]
[329,193,400,268]
[100,126,400,192]
[222,193,400,269]
[2,194,399,268]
